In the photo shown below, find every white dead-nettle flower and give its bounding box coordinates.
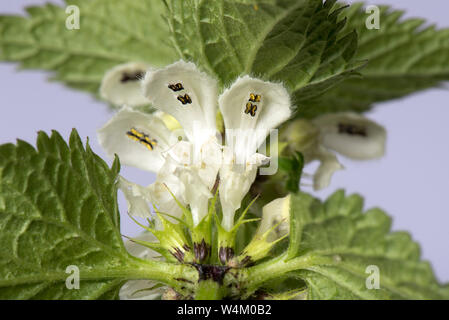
[98,60,292,230]
[312,112,386,160]
[282,112,386,190]
[100,62,150,107]
[256,194,291,242]
[218,77,291,230]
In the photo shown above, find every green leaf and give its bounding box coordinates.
[0,130,191,299]
[287,190,448,299]
[0,130,126,299]
[165,0,362,98]
[0,0,177,96]
[297,2,449,118]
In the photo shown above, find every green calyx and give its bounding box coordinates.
[215,196,261,265]
[189,192,217,264]
[126,190,290,299]
[127,211,194,263]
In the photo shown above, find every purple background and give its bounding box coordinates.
[0,1,448,282]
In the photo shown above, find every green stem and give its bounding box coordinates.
[241,252,331,296]
[195,280,225,300]
[127,256,198,291]
[0,257,198,297]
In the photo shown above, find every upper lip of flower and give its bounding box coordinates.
[98,60,293,230]
[100,62,151,107]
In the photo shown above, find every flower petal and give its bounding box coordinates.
[257,194,291,241]
[313,112,387,160]
[148,180,185,220]
[219,76,292,163]
[154,111,183,132]
[100,62,150,107]
[196,137,222,190]
[220,169,258,231]
[176,167,212,226]
[97,106,177,173]
[167,138,221,191]
[219,147,260,231]
[162,141,216,225]
[311,146,344,191]
[147,155,186,219]
[142,60,218,146]
[118,177,153,218]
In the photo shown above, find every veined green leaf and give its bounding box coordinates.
[0,130,191,299]
[0,130,126,299]
[297,2,449,118]
[288,190,448,299]
[165,0,361,98]
[0,0,177,96]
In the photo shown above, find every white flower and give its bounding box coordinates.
[218,77,291,230]
[312,112,386,160]
[118,176,153,218]
[309,146,344,191]
[256,194,291,241]
[282,112,386,190]
[219,76,291,165]
[146,154,187,220]
[142,61,218,148]
[100,62,150,107]
[98,60,292,229]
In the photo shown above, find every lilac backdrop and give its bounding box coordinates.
[0,0,448,282]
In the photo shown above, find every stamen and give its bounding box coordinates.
[244,93,261,117]
[177,93,192,105]
[338,123,367,137]
[245,102,257,117]
[168,82,184,92]
[120,71,145,83]
[249,93,261,102]
[126,128,158,151]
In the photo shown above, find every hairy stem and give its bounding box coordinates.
[240,252,331,297]
[126,256,198,292]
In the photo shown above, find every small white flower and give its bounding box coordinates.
[256,194,291,241]
[219,76,292,165]
[282,112,386,190]
[100,62,150,107]
[98,60,292,229]
[312,112,386,160]
[118,176,153,218]
[217,76,292,230]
